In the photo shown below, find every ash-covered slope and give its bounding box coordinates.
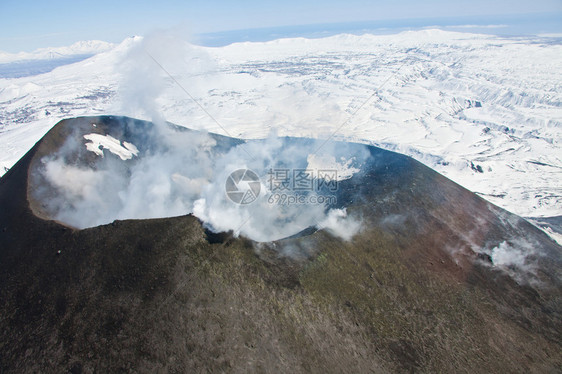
[0,116,561,373]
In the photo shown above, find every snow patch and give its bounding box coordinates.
[541,227,562,246]
[306,154,360,181]
[83,133,138,160]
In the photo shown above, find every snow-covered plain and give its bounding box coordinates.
[0,30,560,221]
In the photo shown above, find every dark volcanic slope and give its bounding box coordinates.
[1,116,561,373]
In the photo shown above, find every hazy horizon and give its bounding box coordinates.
[1,0,561,53]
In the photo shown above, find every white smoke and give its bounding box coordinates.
[487,239,546,285]
[33,31,368,243]
[39,124,213,228]
[190,133,367,241]
[38,125,367,242]
[117,28,214,129]
[491,241,529,270]
[318,208,362,241]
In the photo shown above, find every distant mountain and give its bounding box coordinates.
[0,40,118,79]
[0,40,115,63]
[0,115,560,372]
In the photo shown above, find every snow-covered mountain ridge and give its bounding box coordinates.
[0,30,560,220]
[0,40,115,63]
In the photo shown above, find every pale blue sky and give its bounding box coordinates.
[1,0,561,52]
